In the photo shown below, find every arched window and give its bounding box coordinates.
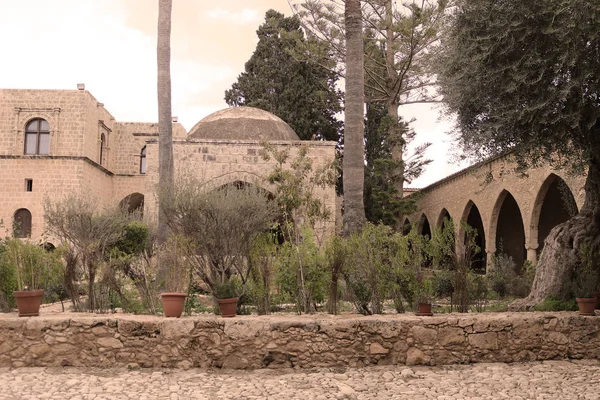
[25,119,50,155]
[99,133,106,166]
[140,146,147,174]
[13,208,32,238]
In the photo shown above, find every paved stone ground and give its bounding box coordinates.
[1,360,599,400]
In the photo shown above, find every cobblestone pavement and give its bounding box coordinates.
[1,360,599,400]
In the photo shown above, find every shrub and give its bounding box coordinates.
[343,223,392,315]
[469,272,489,312]
[533,296,578,312]
[487,253,515,298]
[276,228,328,313]
[248,233,279,315]
[388,230,425,312]
[0,240,17,312]
[163,177,278,304]
[487,253,536,299]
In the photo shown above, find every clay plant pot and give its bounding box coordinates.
[161,292,187,318]
[217,297,238,318]
[594,292,600,310]
[415,302,433,317]
[576,297,597,316]
[13,289,44,317]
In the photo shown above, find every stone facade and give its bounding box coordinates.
[0,89,337,240]
[0,313,598,369]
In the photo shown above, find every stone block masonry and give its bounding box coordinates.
[0,312,598,369]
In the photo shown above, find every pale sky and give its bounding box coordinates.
[0,0,464,187]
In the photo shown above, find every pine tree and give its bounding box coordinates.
[225,10,342,142]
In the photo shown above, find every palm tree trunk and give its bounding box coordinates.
[157,0,174,244]
[343,0,366,235]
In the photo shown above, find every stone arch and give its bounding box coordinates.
[417,213,432,239]
[490,190,526,270]
[13,208,32,238]
[459,200,486,273]
[530,173,578,257]
[437,208,453,229]
[119,193,145,215]
[202,171,274,193]
[213,180,276,200]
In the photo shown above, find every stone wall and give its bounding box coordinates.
[0,313,598,369]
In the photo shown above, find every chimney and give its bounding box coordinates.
[77,83,85,91]
[172,116,178,123]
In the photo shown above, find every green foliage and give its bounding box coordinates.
[44,195,134,312]
[111,221,149,256]
[213,277,241,300]
[0,240,17,311]
[342,223,393,315]
[437,0,600,170]
[487,253,515,298]
[225,10,342,142]
[262,143,337,242]
[364,105,428,226]
[487,254,536,299]
[158,234,191,293]
[248,233,279,315]
[2,238,63,292]
[324,234,346,314]
[276,228,328,314]
[573,243,600,298]
[428,217,456,270]
[533,296,578,312]
[415,278,435,305]
[388,229,426,312]
[469,273,489,313]
[163,177,278,300]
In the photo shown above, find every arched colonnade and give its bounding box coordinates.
[409,163,585,273]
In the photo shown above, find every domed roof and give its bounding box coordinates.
[187,107,299,141]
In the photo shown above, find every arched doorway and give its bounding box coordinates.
[13,208,32,238]
[437,208,453,229]
[493,190,526,271]
[462,201,486,273]
[417,214,431,239]
[119,193,145,215]
[532,174,578,256]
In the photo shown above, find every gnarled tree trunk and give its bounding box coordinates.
[511,159,600,310]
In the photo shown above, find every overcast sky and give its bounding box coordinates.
[0,0,465,187]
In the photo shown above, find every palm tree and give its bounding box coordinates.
[157,0,174,243]
[343,0,366,235]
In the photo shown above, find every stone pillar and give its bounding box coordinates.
[485,245,496,274]
[527,247,538,264]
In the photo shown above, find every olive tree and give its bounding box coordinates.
[437,0,600,307]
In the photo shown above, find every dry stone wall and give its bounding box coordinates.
[0,313,598,369]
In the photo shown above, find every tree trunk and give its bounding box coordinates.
[510,159,600,310]
[343,0,366,236]
[383,0,405,203]
[157,0,174,244]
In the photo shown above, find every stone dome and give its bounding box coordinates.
[187,107,299,141]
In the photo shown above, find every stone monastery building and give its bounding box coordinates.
[0,88,337,242]
[0,88,589,275]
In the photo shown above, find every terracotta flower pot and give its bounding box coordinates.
[594,292,600,310]
[217,297,238,318]
[415,302,433,316]
[576,297,597,316]
[13,289,44,317]
[161,292,187,318]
